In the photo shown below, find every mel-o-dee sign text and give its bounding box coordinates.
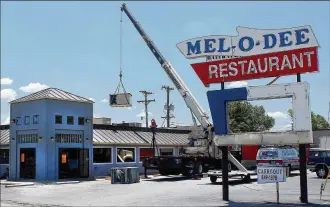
[176,26,320,86]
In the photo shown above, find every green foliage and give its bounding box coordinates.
[287,109,330,130]
[228,101,275,133]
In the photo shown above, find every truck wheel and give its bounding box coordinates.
[316,166,329,179]
[210,176,217,183]
[196,162,203,174]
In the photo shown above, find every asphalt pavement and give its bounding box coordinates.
[1,171,330,206]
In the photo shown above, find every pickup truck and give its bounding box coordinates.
[307,148,330,179]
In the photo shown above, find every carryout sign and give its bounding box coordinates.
[176,26,319,58]
[191,47,318,86]
[257,166,287,184]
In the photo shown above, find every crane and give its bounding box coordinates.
[120,3,249,175]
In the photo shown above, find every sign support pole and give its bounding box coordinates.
[221,82,229,201]
[276,182,280,204]
[297,73,308,203]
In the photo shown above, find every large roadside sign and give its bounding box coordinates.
[176,26,319,86]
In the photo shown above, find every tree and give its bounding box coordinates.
[228,101,275,133]
[287,109,330,130]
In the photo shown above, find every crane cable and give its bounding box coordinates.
[112,9,130,106]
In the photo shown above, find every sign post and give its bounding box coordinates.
[257,166,287,204]
[276,182,280,204]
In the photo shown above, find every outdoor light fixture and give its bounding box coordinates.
[86,138,89,141]
[39,136,42,140]
[11,137,15,141]
[85,118,91,123]
[50,137,54,141]
[10,119,15,124]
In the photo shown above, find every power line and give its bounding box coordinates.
[137,90,155,128]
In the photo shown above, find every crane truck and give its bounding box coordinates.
[120,3,253,182]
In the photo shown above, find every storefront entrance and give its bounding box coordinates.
[20,148,36,179]
[58,148,89,179]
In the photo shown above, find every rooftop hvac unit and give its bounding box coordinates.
[109,93,132,107]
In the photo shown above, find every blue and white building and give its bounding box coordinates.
[0,88,191,181]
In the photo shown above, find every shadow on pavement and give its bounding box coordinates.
[226,202,327,207]
[143,176,191,182]
[199,178,258,186]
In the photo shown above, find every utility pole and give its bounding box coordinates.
[161,85,174,128]
[137,90,155,128]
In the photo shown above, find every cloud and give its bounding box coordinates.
[227,81,248,88]
[1,78,13,85]
[19,82,49,93]
[88,97,96,102]
[100,99,108,103]
[128,106,136,110]
[1,89,17,101]
[270,123,292,132]
[136,109,153,118]
[93,114,101,118]
[1,116,10,125]
[267,111,290,119]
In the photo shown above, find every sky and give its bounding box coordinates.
[1,1,330,130]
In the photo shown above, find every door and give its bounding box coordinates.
[79,149,89,178]
[59,148,79,179]
[20,148,36,179]
[59,148,89,179]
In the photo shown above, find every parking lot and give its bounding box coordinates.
[1,171,330,207]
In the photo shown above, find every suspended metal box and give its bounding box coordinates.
[110,167,140,184]
[109,93,132,107]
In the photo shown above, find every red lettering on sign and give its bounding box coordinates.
[190,47,318,87]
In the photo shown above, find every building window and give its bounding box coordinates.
[93,148,112,163]
[67,116,74,125]
[160,148,174,156]
[24,116,30,125]
[0,149,9,164]
[55,115,62,124]
[16,117,22,125]
[33,115,39,124]
[117,148,135,163]
[78,117,85,125]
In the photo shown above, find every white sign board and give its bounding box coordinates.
[176,25,319,59]
[257,166,286,184]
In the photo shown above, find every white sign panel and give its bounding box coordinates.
[176,25,319,59]
[257,166,286,184]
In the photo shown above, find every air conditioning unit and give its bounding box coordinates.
[110,167,140,184]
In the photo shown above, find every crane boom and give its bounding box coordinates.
[121,3,211,130]
[121,3,249,174]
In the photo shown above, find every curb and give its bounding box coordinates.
[55,181,80,185]
[5,183,35,188]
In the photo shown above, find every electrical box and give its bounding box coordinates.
[109,93,132,107]
[110,167,140,184]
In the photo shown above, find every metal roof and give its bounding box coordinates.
[0,128,189,146]
[136,131,189,145]
[93,129,146,145]
[9,88,94,104]
[93,129,189,146]
[0,129,9,145]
